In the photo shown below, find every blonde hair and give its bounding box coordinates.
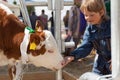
[80,0,109,20]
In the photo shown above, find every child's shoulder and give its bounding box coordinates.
[103,18,111,28]
[104,18,110,23]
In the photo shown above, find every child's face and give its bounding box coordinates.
[83,9,103,25]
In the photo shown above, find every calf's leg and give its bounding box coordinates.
[8,61,23,80]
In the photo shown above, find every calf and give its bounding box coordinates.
[0,3,63,80]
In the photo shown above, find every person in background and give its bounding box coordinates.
[79,10,87,40]
[48,11,54,36]
[63,10,69,30]
[62,0,111,76]
[38,9,48,30]
[64,0,86,56]
[29,11,38,30]
[68,5,80,49]
[63,5,80,56]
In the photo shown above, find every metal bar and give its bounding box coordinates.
[25,1,73,6]
[54,0,63,80]
[111,0,120,79]
[19,0,32,28]
[97,74,112,80]
[25,2,48,6]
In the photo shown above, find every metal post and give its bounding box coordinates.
[54,0,64,80]
[19,0,32,28]
[111,0,120,79]
[48,0,53,10]
[54,0,62,53]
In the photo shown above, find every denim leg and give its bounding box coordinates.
[92,54,102,75]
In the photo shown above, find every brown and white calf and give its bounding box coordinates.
[0,3,63,80]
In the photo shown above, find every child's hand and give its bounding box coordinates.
[61,56,74,68]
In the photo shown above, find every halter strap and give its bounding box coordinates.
[20,27,32,64]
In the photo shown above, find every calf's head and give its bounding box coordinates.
[27,22,64,71]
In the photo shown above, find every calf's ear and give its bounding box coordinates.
[29,34,41,50]
[35,31,46,41]
[39,32,46,41]
[35,20,44,32]
[30,34,40,45]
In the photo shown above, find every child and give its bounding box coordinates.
[62,0,111,75]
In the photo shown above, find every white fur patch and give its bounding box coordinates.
[0,49,15,66]
[0,3,12,15]
[13,61,23,80]
[20,28,30,64]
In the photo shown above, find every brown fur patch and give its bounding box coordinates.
[0,8,25,59]
[27,32,46,56]
[28,44,46,56]
[0,7,46,59]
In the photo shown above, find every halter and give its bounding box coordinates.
[20,27,34,64]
